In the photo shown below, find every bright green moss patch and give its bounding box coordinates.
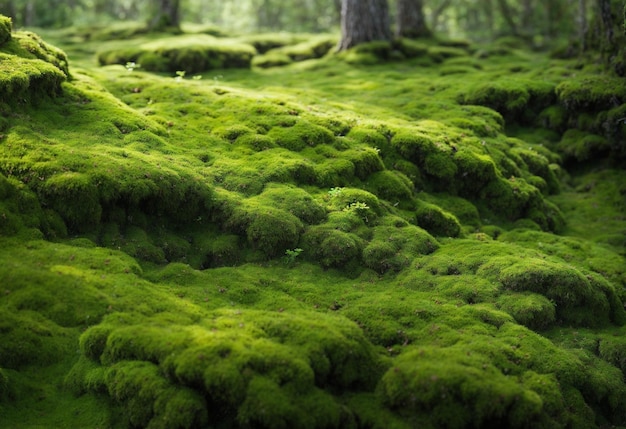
[98,35,256,73]
[2,27,626,429]
[0,54,66,104]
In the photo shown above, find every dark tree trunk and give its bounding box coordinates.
[396,0,431,38]
[482,0,495,38]
[598,0,614,48]
[0,0,16,20]
[521,0,533,35]
[578,0,588,51]
[338,0,392,51]
[23,0,36,26]
[497,0,520,36]
[257,0,282,30]
[149,0,181,30]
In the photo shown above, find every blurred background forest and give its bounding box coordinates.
[0,0,622,54]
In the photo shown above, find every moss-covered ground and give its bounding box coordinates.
[1,18,626,428]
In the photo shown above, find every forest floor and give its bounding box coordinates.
[1,22,626,428]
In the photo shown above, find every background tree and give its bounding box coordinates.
[338,0,392,50]
[396,0,431,38]
[149,0,180,31]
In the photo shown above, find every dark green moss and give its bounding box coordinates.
[0,15,11,46]
[496,292,556,330]
[415,200,462,237]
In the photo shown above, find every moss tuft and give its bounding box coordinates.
[415,200,462,237]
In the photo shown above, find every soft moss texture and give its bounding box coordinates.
[97,34,256,73]
[2,21,626,429]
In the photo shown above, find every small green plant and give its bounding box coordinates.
[328,187,343,198]
[125,61,140,72]
[344,201,370,222]
[174,70,186,82]
[284,248,303,266]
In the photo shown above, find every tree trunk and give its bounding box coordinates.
[482,0,495,39]
[521,0,533,35]
[496,0,519,36]
[23,0,36,26]
[598,0,614,49]
[337,0,392,51]
[0,1,15,19]
[149,0,181,30]
[578,0,588,51]
[396,0,431,38]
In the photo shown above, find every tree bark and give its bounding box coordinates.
[578,0,588,51]
[396,0,431,38]
[0,1,16,20]
[338,0,392,51]
[598,0,614,48]
[496,0,519,36]
[149,0,181,30]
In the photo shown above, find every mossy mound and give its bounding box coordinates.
[457,78,555,124]
[97,34,256,73]
[2,27,626,429]
[0,21,69,105]
[70,309,385,428]
[253,35,336,68]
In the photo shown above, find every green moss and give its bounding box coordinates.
[556,76,626,112]
[255,35,336,68]
[98,35,256,73]
[267,119,335,151]
[238,33,309,54]
[0,15,11,46]
[253,52,293,68]
[557,129,610,161]
[301,227,364,269]
[379,345,559,428]
[494,258,615,327]
[362,224,438,274]
[0,54,66,104]
[226,203,303,258]
[496,292,556,330]
[365,170,413,202]
[458,79,555,123]
[415,200,461,237]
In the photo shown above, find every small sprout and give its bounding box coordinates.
[284,248,303,266]
[125,61,140,72]
[174,70,186,82]
[344,201,370,222]
[192,75,203,80]
[328,187,343,198]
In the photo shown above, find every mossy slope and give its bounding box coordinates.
[1,21,626,429]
